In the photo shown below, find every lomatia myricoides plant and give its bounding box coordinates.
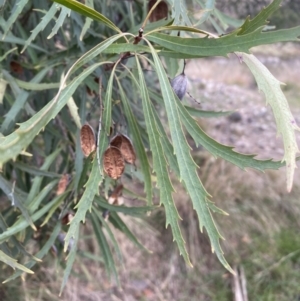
[0,0,299,292]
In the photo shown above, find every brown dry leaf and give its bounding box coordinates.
[108,184,124,205]
[110,134,136,165]
[56,174,71,195]
[103,146,125,179]
[80,124,96,157]
[148,0,168,22]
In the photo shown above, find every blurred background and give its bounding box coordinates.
[1,1,300,300]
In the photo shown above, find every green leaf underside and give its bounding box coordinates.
[147,26,300,57]
[146,38,233,273]
[51,0,120,33]
[239,52,300,192]
[136,56,191,266]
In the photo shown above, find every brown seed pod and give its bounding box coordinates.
[56,174,72,195]
[103,146,125,179]
[10,61,23,74]
[108,184,124,205]
[110,134,136,165]
[80,124,96,157]
[61,213,74,225]
[148,0,168,22]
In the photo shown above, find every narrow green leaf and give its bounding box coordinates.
[25,148,61,205]
[11,162,60,178]
[0,213,41,263]
[91,211,118,282]
[185,106,233,118]
[147,39,233,272]
[95,196,155,216]
[47,5,71,39]
[0,33,49,53]
[1,67,52,134]
[118,80,153,206]
[136,56,191,266]
[93,209,122,263]
[2,0,29,38]
[238,0,282,35]
[51,0,121,33]
[21,3,58,53]
[3,222,61,283]
[0,47,17,62]
[0,195,61,244]
[79,0,93,40]
[0,174,36,231]
[0,250,34,276]
[109,211,149,253]
[147,26,300,57]
[14,79,60,91]
[40,193,67,227]
[239,52,300,192]
[59,230,79,295]
[0,77,7,104]
[64,158,102,252]
[178,100,287,171]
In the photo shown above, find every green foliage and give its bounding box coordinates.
[0,0,299,293]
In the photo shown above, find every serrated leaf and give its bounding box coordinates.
[47,5,71,39]
[67,96,81,128]
[238,0,281,35]
[146,39,233,272]
[51,0,120,33]
[0,250,34,275]
[2,0,29,38]
[64,158,102,252]
[178,101,286,171]
[21,3,58,53]
[147,26,300,57]
[136,56,191,266]
[238,52,300,192]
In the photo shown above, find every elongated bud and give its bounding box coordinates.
[171,73,187,100]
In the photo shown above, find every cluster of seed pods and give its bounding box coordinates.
[79,124,136,180]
